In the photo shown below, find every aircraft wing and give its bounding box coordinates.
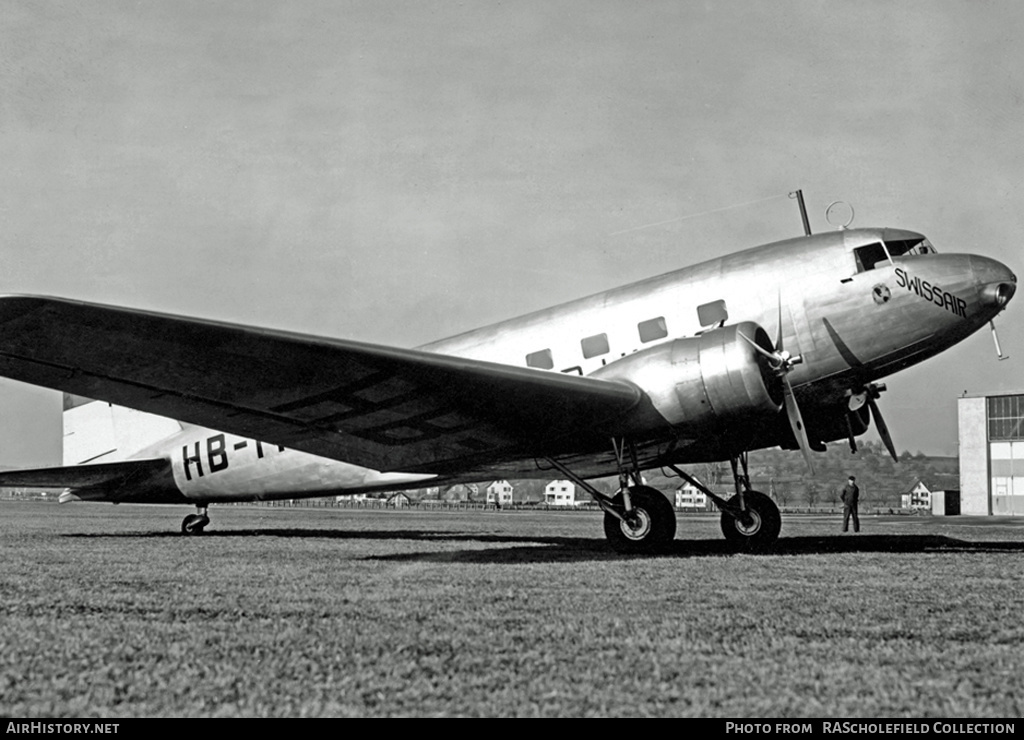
[0,297,664,473]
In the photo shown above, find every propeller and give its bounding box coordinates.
[824,317,899,462]
[850,383,898,462]
[740,299,815,474]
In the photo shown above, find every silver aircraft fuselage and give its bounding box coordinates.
[96,227,1016,504]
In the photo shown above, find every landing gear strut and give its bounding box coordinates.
[547,438,677,553]
[669,452,781,552]
[602,486,677,553]
[181,505,210,535]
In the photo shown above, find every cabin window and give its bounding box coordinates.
[581,333,609,359]
[854,242,890,273]
[526,349,553,369]
[697,300,728,327]
[638,317,668,343]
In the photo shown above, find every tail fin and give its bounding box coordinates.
[63,395,182,465]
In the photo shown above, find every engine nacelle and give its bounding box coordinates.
[804,402,870,447]
[591,322,783,430]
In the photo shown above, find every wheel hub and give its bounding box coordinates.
[734,509,762,536]
[620,507,652,541]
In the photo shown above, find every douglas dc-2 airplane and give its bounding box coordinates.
[0,223,1015,551]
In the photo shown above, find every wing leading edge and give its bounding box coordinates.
[0,296,669,473]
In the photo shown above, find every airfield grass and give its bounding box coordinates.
[2,502,1024,718]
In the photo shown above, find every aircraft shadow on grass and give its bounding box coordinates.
[363,533,1024,564]
[64,528,1024,565]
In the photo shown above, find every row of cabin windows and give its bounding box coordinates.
[525,316,669,370]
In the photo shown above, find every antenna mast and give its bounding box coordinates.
[790,190,811,236]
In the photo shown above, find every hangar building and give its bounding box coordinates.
[958,393,1024,515]
[0,381,61,470]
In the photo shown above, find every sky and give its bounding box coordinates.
[0,0,1021,464]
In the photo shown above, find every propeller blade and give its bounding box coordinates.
[782,375,815,474]
[739,313,816,471]
[775,293,784,354]
[867,395,898,462]
[741,321,815,472]
[738,329,777,363]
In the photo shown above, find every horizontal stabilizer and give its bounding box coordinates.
[0,457,184,504]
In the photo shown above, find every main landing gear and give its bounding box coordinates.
[554,442,782,553]
[669,452,781,552]
[601,486,677,553]
[181,505,210,535]
[547,439,677,553]
[718,489,780,551]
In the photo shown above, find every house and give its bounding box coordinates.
[443,483,479,502]
[901,479,933,510]
[486,480,514,506]
[386,492,411,508]
[675,479,710,510]
[544,480,577,506]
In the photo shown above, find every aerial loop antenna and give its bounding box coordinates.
[825,201,855,230]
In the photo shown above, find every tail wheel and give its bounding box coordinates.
[603,485,677,553]
[181,514,209,535]
[720,490,780,551]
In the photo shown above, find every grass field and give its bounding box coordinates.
[2,501,1024,718]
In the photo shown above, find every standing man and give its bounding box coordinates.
[841,475,860,533]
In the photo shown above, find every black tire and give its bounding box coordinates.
[603,485,677,553]
[181,514,209,535]
[720,490,780,551]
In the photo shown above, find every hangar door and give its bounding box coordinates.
[989,395,1024,515]
[991,441,1024,515]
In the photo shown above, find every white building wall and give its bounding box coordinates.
[958,396,990,515]
[675,486,708,509]
[0,381,61,469]
[544,480,576,506]
[486,480,514,505]
[990,441,1024,515]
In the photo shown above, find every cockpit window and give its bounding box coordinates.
[854,242,889,272]
[886,238,936,257]
[854,236,937,274]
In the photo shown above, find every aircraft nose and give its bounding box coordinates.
[974,256,1017,310]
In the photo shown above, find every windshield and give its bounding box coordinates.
[887,237,936,257]
[854,236,937,273]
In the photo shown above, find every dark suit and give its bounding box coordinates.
[841,481,860,532]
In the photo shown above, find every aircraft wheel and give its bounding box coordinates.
[720,490,780,552]
[603,485,676,553]
[181,514,209,535]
